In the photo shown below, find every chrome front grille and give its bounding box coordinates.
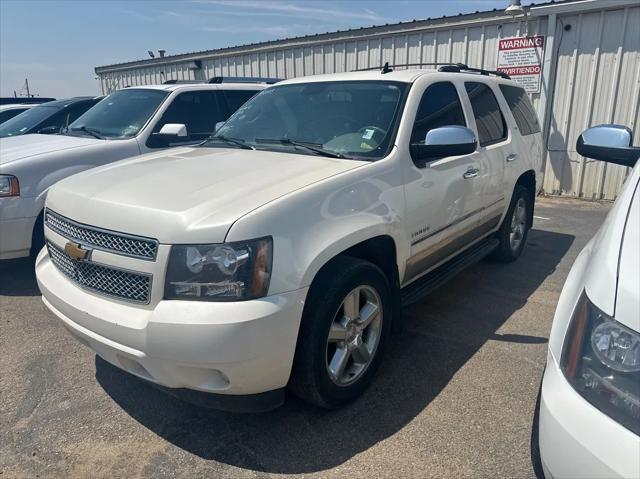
[47,241,152,304]
[45,209,158,260]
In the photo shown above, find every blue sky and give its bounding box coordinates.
[0,0,534,98]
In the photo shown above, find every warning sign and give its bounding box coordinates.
[497,35,545,93]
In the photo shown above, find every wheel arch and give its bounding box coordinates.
[515,169,536,227]
[303,232,403,333]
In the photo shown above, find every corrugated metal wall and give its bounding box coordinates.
[97,3,640,200]
[99,16,547,117]
[544,5,640,200]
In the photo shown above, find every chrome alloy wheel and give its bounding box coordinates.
[325,285,383,386]
[510,197,527,251]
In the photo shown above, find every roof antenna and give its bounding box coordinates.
[381,62,393,74]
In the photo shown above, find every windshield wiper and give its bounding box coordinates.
[68,126,106,140]
[254,138,348,159]
[206,135,254,150]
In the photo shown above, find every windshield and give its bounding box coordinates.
[208,81,407,160]
[67,89,168,139]
[0,105,60,137]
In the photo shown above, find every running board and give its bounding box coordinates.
[400,237,499,307]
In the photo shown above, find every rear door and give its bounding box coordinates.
[498,84,543,192]
[463,81,510,221]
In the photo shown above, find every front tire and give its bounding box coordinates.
[491,185,531,262]
[289,256,392,409]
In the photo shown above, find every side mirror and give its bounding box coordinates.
[410,126,477,163]
[157,123,188,137]
[577,125,639,167]
[215,121,225,132]
[37,126,61,135]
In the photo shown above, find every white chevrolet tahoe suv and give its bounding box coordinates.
[0,78,269,260]
[35,65,543,412]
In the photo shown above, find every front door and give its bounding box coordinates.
[401,80,486,284]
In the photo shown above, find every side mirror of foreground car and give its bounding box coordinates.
[576,124,640,167]
[410,125,477,163]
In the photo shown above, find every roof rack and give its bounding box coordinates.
[354,62,448,72]
[440,63,511,79]
[162,79,203,84]
[355,62,510,79]
[208,76,282,84]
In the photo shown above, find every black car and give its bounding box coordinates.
[0,96,103,138]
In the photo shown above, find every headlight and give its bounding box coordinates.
[0,175,19,197]
[561,292,640,435]
[164,237,272,301]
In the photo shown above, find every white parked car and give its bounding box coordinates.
[539,125,640,478]
[0,79,269,259]
[0,103,39,124]
[36,65,544,411]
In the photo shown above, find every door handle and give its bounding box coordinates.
[506,153,518,162]
[463,168,480,179]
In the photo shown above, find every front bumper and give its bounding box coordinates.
[539,351,640,479]
[36,249,308,408]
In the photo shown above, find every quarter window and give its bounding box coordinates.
[499,85,541,136]
[411,82,466,144]
[465,82,507,147]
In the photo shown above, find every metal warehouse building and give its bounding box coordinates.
[95,0,639,200]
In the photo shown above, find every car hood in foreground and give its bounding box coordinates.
[0,134,101,166]
[46,146,368,244]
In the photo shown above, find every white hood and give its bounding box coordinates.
[0,133,101,166]
[46,146,367,244]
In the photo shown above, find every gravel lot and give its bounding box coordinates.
[0,197,611,479]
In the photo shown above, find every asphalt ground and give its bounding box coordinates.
[0,197,611,479]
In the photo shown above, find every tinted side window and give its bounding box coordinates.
[151,91,225,147]
[66,101,99,125]
[36,109,69,133]
[499,85,540,136]
[465,82,507,147]
[411,82,466,144]
[223,90,259,114]
[0,109,27,123]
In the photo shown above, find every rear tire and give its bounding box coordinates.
[289,256,392,409]
[491,185,531,263]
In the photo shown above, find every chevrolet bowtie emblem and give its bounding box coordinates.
[64,242,91,261]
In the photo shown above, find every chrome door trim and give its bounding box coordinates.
[410,196,504,247]
[404,213,501,282]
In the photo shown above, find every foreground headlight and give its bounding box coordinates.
[0,175,20,197]
[561,292,640,435]
[164,237,272,301]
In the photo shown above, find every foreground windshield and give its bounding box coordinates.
[0,106,59,137]
[211,81,407,159]
[67,89,168,139]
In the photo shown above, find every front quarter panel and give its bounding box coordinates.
[2,139,141,203]
[225,152,407,295]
